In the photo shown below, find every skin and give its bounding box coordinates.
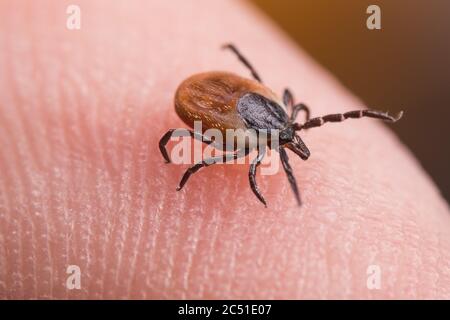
[0,0,449,299]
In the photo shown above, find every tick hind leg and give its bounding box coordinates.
[249,147,267,207]
[222,43,262,83]
[177,149,249,191]
[159,129,214,163]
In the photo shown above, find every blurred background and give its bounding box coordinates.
[250,0,450,202]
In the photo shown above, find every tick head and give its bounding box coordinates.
[279,126,295,145]
[271,125,310,160]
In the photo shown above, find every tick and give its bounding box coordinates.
[159,44,403,207]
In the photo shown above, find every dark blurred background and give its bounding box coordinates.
[251,0,450,202]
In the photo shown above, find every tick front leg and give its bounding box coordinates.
[282,90,310,123]
[279,147,302,206]
[158,129,214,163]
[248,147,267,207]
[177,149,249,191]
[291,103,310,123]
[299,109,403,130]
[282,88,294,109]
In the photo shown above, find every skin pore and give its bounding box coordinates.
[0,0,449,299]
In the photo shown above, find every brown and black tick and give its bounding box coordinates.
[159,44,403,207]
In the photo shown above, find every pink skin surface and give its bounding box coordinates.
[0,0,449,299]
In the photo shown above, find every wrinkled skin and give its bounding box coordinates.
[0,0,449,299]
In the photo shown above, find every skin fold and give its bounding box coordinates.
[0,0,449,299]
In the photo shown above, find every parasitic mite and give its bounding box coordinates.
[159,44,403,207]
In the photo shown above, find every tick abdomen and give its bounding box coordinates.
[174,71,282,135]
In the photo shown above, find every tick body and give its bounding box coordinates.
[159,44,403,207]
[175,71,282,136]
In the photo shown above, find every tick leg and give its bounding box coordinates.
[159,129,214,163]
[177,148,249,191]
[222,43,262,83]
[279,147,301,206]
[299,109,403,130]
[283,88,294,109]
[283,89,310,122]
[248,147,267,207]
[291,103,310,123]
